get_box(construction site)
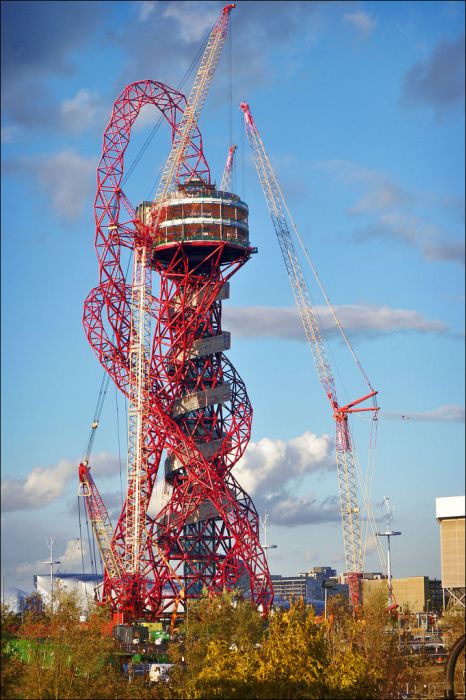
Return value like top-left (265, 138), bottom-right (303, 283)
top-left (2, 2), bottom-right (464, 699)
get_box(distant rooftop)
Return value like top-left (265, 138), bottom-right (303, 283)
top-left (436, 496), bottom-right (465, 520)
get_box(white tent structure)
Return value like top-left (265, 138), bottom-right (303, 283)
top-left (34, 573), bottom-right (103, 613)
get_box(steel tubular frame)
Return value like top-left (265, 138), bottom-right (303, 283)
top-left (81, 80), bottom-right (272, 619)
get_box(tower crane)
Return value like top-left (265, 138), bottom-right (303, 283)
top-left (220, 144), bottom-right (237, 192)
top-left (80, 4), bottom-right (238, 620)
top-left (240, 102), bottom-right (379, 609)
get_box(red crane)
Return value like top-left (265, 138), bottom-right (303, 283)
top-left (240, 102), bottom-right (379, 609)
top-left (79, 5), bottom-right (273, 622)
top-left (220, 144), bottom-right (237, 192)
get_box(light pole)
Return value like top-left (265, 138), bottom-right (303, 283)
top-left (260, 512), bottom-right (277, 561)
top-left (322, 579), bottom-right (337, 620)
top-left (43, 537), bottom-right (61, 610)
top-left (376, 497), bottom-right (401, 607)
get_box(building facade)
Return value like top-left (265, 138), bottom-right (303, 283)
top-left (271, 567), bottom-right (348, 607)
top-left (436, 495), bottom-right (465, 608)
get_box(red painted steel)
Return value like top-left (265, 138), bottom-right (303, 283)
top-left (81, 80), bottom-right (272, 619)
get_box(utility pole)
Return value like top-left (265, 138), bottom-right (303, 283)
top-left (43, 537), bottom-right (61, 610)
top-left (376, 497), bottom-right (401, 607)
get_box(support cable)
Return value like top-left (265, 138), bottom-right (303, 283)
top-left (77, 496), bottom-right (91, 608)
top-left (123, 32), bottom-right (211, 189)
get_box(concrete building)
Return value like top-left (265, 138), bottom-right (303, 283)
top-left (271, 566), bottom-right (348, 606)
top-left (436, 495), bottom-right (465, 608)
top-left (363, 576), bottom-right (443, 613)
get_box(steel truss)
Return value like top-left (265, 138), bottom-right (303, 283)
top-left (81, 79), bottom-right (272, 619)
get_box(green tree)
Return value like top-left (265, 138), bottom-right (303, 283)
top-left (8, 586), bottom-right (149, 700)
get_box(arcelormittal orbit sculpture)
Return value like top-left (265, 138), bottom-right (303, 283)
top-left (79, 4), bottom-right (273, 621)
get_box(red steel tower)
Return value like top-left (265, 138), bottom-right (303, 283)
top-left (80, 5), bottom-right (273, 621)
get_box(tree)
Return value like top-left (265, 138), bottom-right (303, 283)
top-left (7, 586), bottom-right (137, 700)
top-left (168, 589), bottom-right (264, 699)
top-left (1, 603), bottom-right (23, 699)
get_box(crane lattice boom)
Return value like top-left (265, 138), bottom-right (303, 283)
top-left (241, 102), bottom-right (378, 608)
top-left (220, 144), bottom-right (237, 192)
top-left (150, 4), bottom-right (235, 230)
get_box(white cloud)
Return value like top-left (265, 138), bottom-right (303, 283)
top-left (383, 404), bottom-right (465, 422)
top-left (138, 1), bottom-right (157, 21)
top-left (162, 2), bottom-right (220, 43)
top-left (59, 89), bottom-right (103, 133)
top-left (233, 431), bottom-right (339, 528)
top-left (317, 160), bottom-right (464, 264)
top-left (2, 452), bottom-right (119, 512)
top-left (223, 304), bottom-right (448, 341)
top-left (343, 11), bottom-right (377, 40)
top-left (265, 493), bottom-right (340, 528)
top-left (234, 431), bottom-right (334, 497)
top-left (14, 538), bottom-right (87, 579)
top-left (35, 150), bottom-right (96, 221)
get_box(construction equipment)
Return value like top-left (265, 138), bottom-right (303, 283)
top-left (220, 144), bottom-right (237, 192)
top-left (80, 4), bottom-right (272, 623)
top-left (240, 102), bottom-right (379, 609)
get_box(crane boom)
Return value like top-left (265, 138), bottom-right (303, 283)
top-left (220, 144), bottom-right (237, 191)
top-left (125, 5), bottom-right (236, 596)
top-left (240, 102), bottom-right (378, 608)
top-left (151, 3), bottom-right (235, 229)
top-left (78, 462), bottom-right (123, 580)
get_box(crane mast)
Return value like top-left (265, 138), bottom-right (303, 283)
top-left (150, 3), bottom-right (235, 229)
top-left (240, 102), bottom-right (378, 609)
top-left (126, 3), bottom-right (235, 581)
top-left (81, 5), bottom-right (237, 618)
top-left (221, 144), bottom-right (237, 191)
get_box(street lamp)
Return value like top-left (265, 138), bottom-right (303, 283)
top-left (260, 513), bottom-right (277, 561)
top-left (42, 537), bottom-right (61, 610)
top-left (322, 579), bottom-right (337, 620)
top-left (376, 498), bottom-right (401, 608)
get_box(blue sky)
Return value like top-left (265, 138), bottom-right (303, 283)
top-left (1, 0), bottom-right (464, 593)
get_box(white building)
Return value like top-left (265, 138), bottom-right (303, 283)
top-left (436, 495), bottom-right (465, 608)
top-left (34, 573), bottom-right (103, 613)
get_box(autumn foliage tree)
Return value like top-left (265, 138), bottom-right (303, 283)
top-left (168, 587), bottom-right (419, 700)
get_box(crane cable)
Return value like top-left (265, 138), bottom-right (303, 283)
top-left (262, 158), bottom-right (376, 400)
top-left (263, 145), bottom-right (384, 566)
top-left (123, 30), bottom-right (211, 192)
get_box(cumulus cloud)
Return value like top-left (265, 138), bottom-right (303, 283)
top-left (234, 432), bottom-right (334, 496)
top-left (223, 304), bottom-right (448, 341)
top-left (4, 150), bottom-right (96, 221)
top-left (162, 1), bottom-right (220, 43)
top-left (234, 431), bottom-right (339, 528)
top-left (59, 89), bottom-right (106, 133)
top-left (401, 34), bottom-right (465, 114)
top-left (117, 1), bottom-right (324, 97)
top-left (1, 452), bottom-right (119, 512)
top-left (264, 493), bottom-right (340, 527)
top-left (383, 404), bottom-right (465, 422)
top-left (1, 1), bottom-right (103, 129)
top-left (343, 11), bottom-right (377, 40)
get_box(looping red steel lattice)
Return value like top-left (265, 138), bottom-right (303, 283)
top-left (82, 79), bottom-right (273, 619)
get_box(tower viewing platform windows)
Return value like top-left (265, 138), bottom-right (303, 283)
top-left (136, 181), bottom-right (250, 251)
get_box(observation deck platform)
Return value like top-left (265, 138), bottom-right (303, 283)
top-left (136, 181), bottom-right (255, 268)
